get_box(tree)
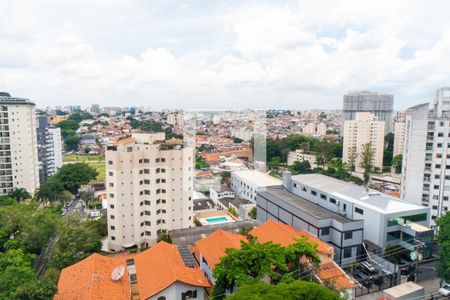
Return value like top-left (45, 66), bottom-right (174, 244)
top-left (56, 163), bottom-right (98, 193)
top-left (347, 146), bottom-right (357, 172)
top-left (383, 133), bottom-right (394, 166)
top-left (221, 171), bottom-right (231, 186)
top-left (249, 207), bottom-right (257, 220)
top-left (359, 142), bottom-right (374, 184)
top-left (64, 135), bottom-right (81, 151)
top-left (49, 215), bottom-right (102, 269)
top-left (225, 281), bottom-right (341, 300)
top-left (436, 213), bottom-right (450, 281)
top-left (268, 156), bottom-right (282, 170)
top-left (289, 160), bottom-right (311, 174)
top-left (35, 176), bottom-right (66, 205)
top-left (8, 188), bottom-right (30, 202)
top-left (391, 154), bottom-right (403, 174)
top-left (157, 229), bottom-right (172, 244)
top-left (0, 248), bottom-right (56, 300)
top-left (212, 238), bottom-right (320, 299)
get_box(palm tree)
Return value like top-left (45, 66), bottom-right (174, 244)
top-left (9, 188), bottom-right (30, 202)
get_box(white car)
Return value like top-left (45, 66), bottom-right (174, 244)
top-left (439, 282), bottom-right (450, 296)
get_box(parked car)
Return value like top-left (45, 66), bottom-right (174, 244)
top-left (439, 282), bottom-right (450, 296)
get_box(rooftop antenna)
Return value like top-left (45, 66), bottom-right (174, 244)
top-left (111, 265), bottom-right (125, 281)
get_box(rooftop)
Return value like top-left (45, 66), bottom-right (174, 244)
top-left (232, 170), bottom-right (282, 187)
top-left (55, 242), bottom-right (210, 300)
top-left (194, 230), bottom-right (246, 269)
top-left (291, 173), bottom-right (427, 214)
top-left (250, 220), bottom-right (334, 255)
top-left (0, 93), bottom-right (35, 106)
top-left (259, 186), bottom-right (352, 223)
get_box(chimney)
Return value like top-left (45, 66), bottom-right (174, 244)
top-left (283, 171), bottom-right (292, 191)
top-left (126, 259), bottom-right (140, 300)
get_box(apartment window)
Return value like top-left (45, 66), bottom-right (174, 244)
top-left (321, 227), bottom-right (330, 236)
top-left (432, 205), bottom-right (438, 210)
top-left (110, 215), bottom-right (115, 219)
top-left (434, 185), bottom-right (439, 190)
top-left (145, 221), bottom-right (151, 226)
top-left (108, 160), bottom-right (113, 165)
top-left (311, 190), bottom-right (317, 196)
top-left (355, 207), bottom-right (364, 215)
top-left (344, 231), bottom-right (353, 240)
top-left (110, 204), bottom-right (114, 209)
top-left (144, 211), bottom-right (151, 216)
top-left (139, 159), bottom-right (143, 163)
top-left (438, 132), bottom-right (444, 137)
top-left (330, 198), bottom-right (337, 204)
top-left (444, 196), bottom-right (449, 201)
top-left (111, 236), bottom-right (115, 241)
top-left (181, 290), bottom-right (197, 300)
top-left (145, 231), bottom-right (151, 236)
top-left (127, 147), bottom-right (132, 152)
top-left (144, 179), bottom-right (150, 184)
top-left (144, 159), bottom-right (150, 163)
top-left (320, 194), bottom-right (327, 200)
top-left (144, 200), bottom-right (151, 205)
top-left (109, 194), bottom-right (114, 198)
top-left (161, 158), bottom-right (166, 162)
top-left (437, 143), bottom-right (443, 148)
top-left (110, 226), bottom-right (115, 230)
top-left (108, 172), bottom-right (113, 176)
top-left (301, 186), bottom-right (307, 192)
top-left (436, 164), bottom-right (441, 169)
top-left (144, 169), bottom-right (150, 174)
top-left (343, 248), bottom-right (352, 259)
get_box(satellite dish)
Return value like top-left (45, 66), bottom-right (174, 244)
top-left (111, 265), bottom-right (125, 281)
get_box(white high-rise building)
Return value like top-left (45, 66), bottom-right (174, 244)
top-left (393, 121), bottom-right (405, 157)
top-left (0, 92), bottom-right (39, 195)
top-left (105, 132), bottom-right (194, 251)
top-left (343, 91), bottom-right (394, 134)
top-left (37, 115), bottom-right (63, 183)
top-left (343, 112), bottom-right (385, 173)
top-left (401, 87), bottom-right (450, 224)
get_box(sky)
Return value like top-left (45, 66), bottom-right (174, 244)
top-left (1, 0), bottom-right (450, 110)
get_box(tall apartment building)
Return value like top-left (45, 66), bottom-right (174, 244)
top-left (401, 88), bottom-right (450, 224)
top-left (167, 113), bottom-right (184, 127)
top-left (393, 121), bottom-right (405, 157)
top-left (37, 115), bottom-right (63, 183)
top-left (342, 112), bottom-right (385, 173)
top-left (343, 91), bottom-right (394, 134)
top-left (0, 92), bottom-right (39, 195)
top-left (106, 132), bottom-right (194, 251)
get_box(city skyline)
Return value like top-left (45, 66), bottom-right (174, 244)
top-left (1, 0), bottom-right (450, 110)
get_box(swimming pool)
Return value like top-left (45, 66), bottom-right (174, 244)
top-left (206, 216), bottom-right (229, 224)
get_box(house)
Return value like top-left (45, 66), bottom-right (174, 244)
top-left (231, 170), bottom-right (282, 202)
top-left (55, 241), bottom-right (210, 300)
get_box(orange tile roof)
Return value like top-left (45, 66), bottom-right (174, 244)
top-left (54, 253), bottom-right (131, 300)
top-left (250, 220), bottom-right (334, 256)
top-left (387, 191), bottom-right (401, 198)
top-left (133, 241), bottom-right (210, 298)
top-left (317, 261), bottom-right (356, 290)
top-left (114, 137), bottom-right (135, 145)
top-left (194, 230), bottom-right (246, 269)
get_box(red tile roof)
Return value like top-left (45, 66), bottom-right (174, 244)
top-left (54, 253), bottom-right (131, 300)
top-left (133, 241), bottom-right (210, 298)
top-left (194, 230), bottom-right (246, 269)
top-left (250, 220), bottom-right (334, 255)
top-left (55, 242), bottom-right (210, 300)
top-left (317, 261), bottom-right (356, 290)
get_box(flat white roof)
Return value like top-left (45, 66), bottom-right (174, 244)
top-left (384, 281), bottom-right (423, 297)
top-left (291, 173), bottom-right (428, 214)
top-left (232, 170), bottom-right (282, 187)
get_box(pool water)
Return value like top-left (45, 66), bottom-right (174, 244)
top-left (206, 216), bottom-right (228, 224)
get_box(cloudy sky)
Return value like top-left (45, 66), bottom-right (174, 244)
top-left (1, 0), bottom-right (450, 110)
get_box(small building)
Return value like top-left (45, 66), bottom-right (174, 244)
top-left (209, 185), bottom-right (235, 205)
top-left (287, 149), bottom-right (317, 168)
top-left (231, 170), bottom-right (282, 202)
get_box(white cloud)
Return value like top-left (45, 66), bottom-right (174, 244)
top-left (1, 0), bottom-right (450, 109)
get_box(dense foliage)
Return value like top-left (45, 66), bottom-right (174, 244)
top-left (437, 213), bottom-right (450, 281)
top-left (56, 112), bottom-right (94, 151)
top-left (225, 281), bottom-right (341, 300)
top-left (212, 238), bottom-right (320, 299)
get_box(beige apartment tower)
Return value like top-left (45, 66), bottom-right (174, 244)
top-left (343, 112), bottom-right (385, 173)
top-left (105, 132), bottom-right (194, 251)
top-left (393, 121), bottom-right (405, 157)
top-left (0, 93), bottom-right (39, 195)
